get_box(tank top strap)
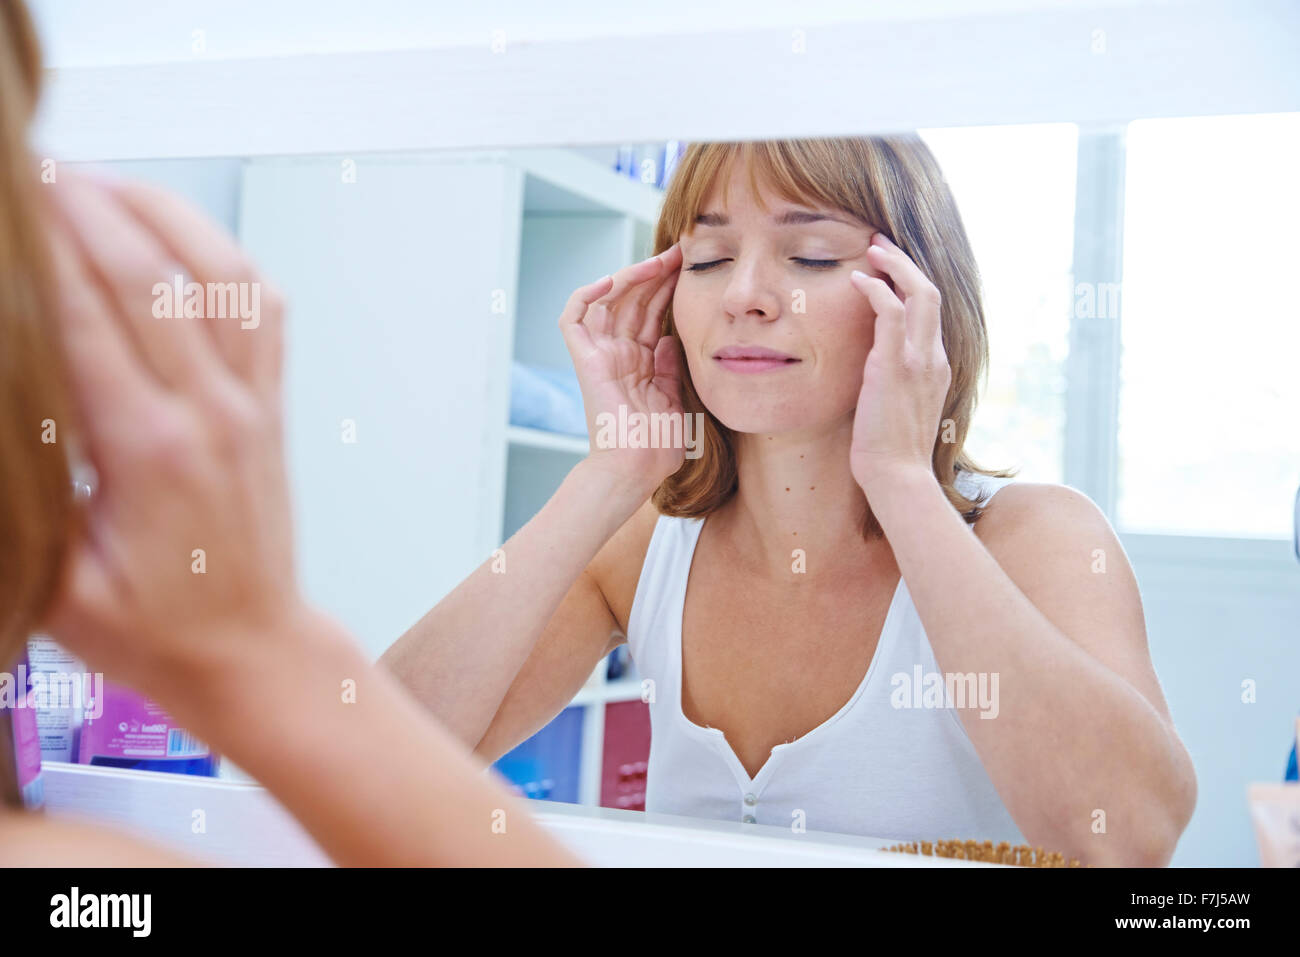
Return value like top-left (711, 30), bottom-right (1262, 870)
top-left (625, 513), bottom-right (706, 678)
top-left (953, 467), bottom-right (1017, 509)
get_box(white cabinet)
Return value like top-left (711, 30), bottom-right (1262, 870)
top-left (239, 154), bottom-right (524, 656)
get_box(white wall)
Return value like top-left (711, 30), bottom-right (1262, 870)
top-left (235, 156), bottom-right (522, 656)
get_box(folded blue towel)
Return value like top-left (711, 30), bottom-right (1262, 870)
top-left (510, 362), bottom-right (588, 437)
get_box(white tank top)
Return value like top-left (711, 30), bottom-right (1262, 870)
top-left (624, 468), bottom-right (1026, 845)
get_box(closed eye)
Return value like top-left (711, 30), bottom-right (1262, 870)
top-left (685, 258), bottom-right (842, 272)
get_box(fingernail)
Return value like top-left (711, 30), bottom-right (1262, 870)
top-left (851, 269), bottom-right (869, 280)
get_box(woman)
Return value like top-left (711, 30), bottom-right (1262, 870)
top-left (0, 0), bottom-right (578, 866)
top-left (384, 140), bottom-right (1199, 865)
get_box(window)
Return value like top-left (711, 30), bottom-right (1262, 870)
top-left (1118, 113), bottom-right (1300, 538)
top-left (920, 124), bottom-right (1078, 485)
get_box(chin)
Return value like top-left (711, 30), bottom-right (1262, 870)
top-left (696, 388), bottom-right (817, 436)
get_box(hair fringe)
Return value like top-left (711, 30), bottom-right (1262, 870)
top-left (0, 0), bottom-right (79, 808)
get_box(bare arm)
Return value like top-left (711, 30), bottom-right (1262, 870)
top-left (381, 461), bottom-right (649, 754)
top-left (0, 811), bottom-right (200, 867)
top-left (191, 608), bottom-right (584, 866)
top-left (872, 476), bottom-right (1197, 867)
top-left (849, 234), bottom-right (1195, 867)
top-left (3, 614), bottom-right (584, 867)
top-left (471, 498), bottom-right (659, 762)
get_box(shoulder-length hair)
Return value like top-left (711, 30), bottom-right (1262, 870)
top-left (0, 0), bottom-right (79, 806)
top-left (649, 137), bottom-right (1016, 539)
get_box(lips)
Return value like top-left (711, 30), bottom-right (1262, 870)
top-left (713, 345), bottom-right (797, 361)
top-left (712, 344), bottom-right (801, 373)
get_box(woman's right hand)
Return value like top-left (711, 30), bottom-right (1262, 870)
top-left (558, 244), bottom-right (686, 498)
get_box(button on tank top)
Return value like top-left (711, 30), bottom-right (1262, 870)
top-left (624, 468), bottom-right (1027, 844)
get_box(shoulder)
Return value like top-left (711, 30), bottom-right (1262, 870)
top-left (971, 481), bottom-right (1155, 675)
top-left (972, 480), bottom-right (1129, 585)
top-left (972, 480), bottom-right (1111, 551)
top-left (587, 498), bottom-right (664, 634)
top-left (962, 479), bottom-right (1186, 735)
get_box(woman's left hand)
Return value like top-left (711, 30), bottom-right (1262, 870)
top-left (847, 231), bottom-right (952, 496)
top-left (39, 171), bottom-right (308, 703)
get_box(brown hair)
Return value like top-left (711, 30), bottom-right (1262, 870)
top-left (650, 138), bottom-right (1016, 539)
top-left (0, 0), bottom-right (79, 806)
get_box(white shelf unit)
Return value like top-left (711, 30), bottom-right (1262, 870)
top-left (238, 146), bottom-right (662, 808)
top-left (506, 154), bottom-right (659, 806)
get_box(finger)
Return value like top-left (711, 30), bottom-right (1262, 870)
top-left (558, 274), bottom-right (614, 330)
top-left (625, 244), bottom-right (680, 314)
top-left (45, 218), bottom-right (163, 463)
top-left (867, 233), bottom-right (942, 347)
top-left (598, 254), bottom-right (670, 339)
top-left (850, 269), bottom-right (905, 361)
top-left (610, 258), bottom-right (671, 340)
top-left (559, 317), bottom-right (599, 364)
top-left (652, 335), bottom-right (683, 409)
top-left (634, 245), bottom-right (682, 346)
top-left (598, 254), bottom-right (664, 307)
top-left (112, 179), bottom-right (281, 396)
top-left (47, 173), bottom-right (227, 394)
top-left (558, 274), bottom-right (613, 360)
top-left (583, 300), bottom-right (616, 340)
top-left (637, 267), bottom-right (680, 347)
top-left (559, 273), bottom-right (615, 342)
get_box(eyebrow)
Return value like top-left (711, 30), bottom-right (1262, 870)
top-left (694, 209), bottom-right (861, 229)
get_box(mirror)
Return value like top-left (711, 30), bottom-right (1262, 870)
top-left (28, 111), bottom-right (1296, 869)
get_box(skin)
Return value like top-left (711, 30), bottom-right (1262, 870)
top-left (386, 159), bottom-right (1198, 867)
top-left (0, 170), bottom-right (581, 867)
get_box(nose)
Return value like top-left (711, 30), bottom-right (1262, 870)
top-left (720, 254), bottom-right (783, 324)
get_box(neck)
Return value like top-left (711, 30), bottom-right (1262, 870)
top-left (716, 413), bottom-right (887, 580)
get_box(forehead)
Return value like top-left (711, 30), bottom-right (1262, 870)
top-left (692, 207), bottom-right (863, 231)
top-left (699, 159), bottom-right (811, 215)
top-left (692, 156), bottom-right (865, 230)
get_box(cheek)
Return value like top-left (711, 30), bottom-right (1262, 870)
top-left (819, 285), bottom-right (876, 364)
top-left (668, 285), bottom-right (709, 385)
top-left (670, 283), bottom-right (706, 348)
top-left (805, 286), bottom-right (876, 411)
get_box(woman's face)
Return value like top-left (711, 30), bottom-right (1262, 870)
top-left (672, 165), bottom-right (886, 436)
